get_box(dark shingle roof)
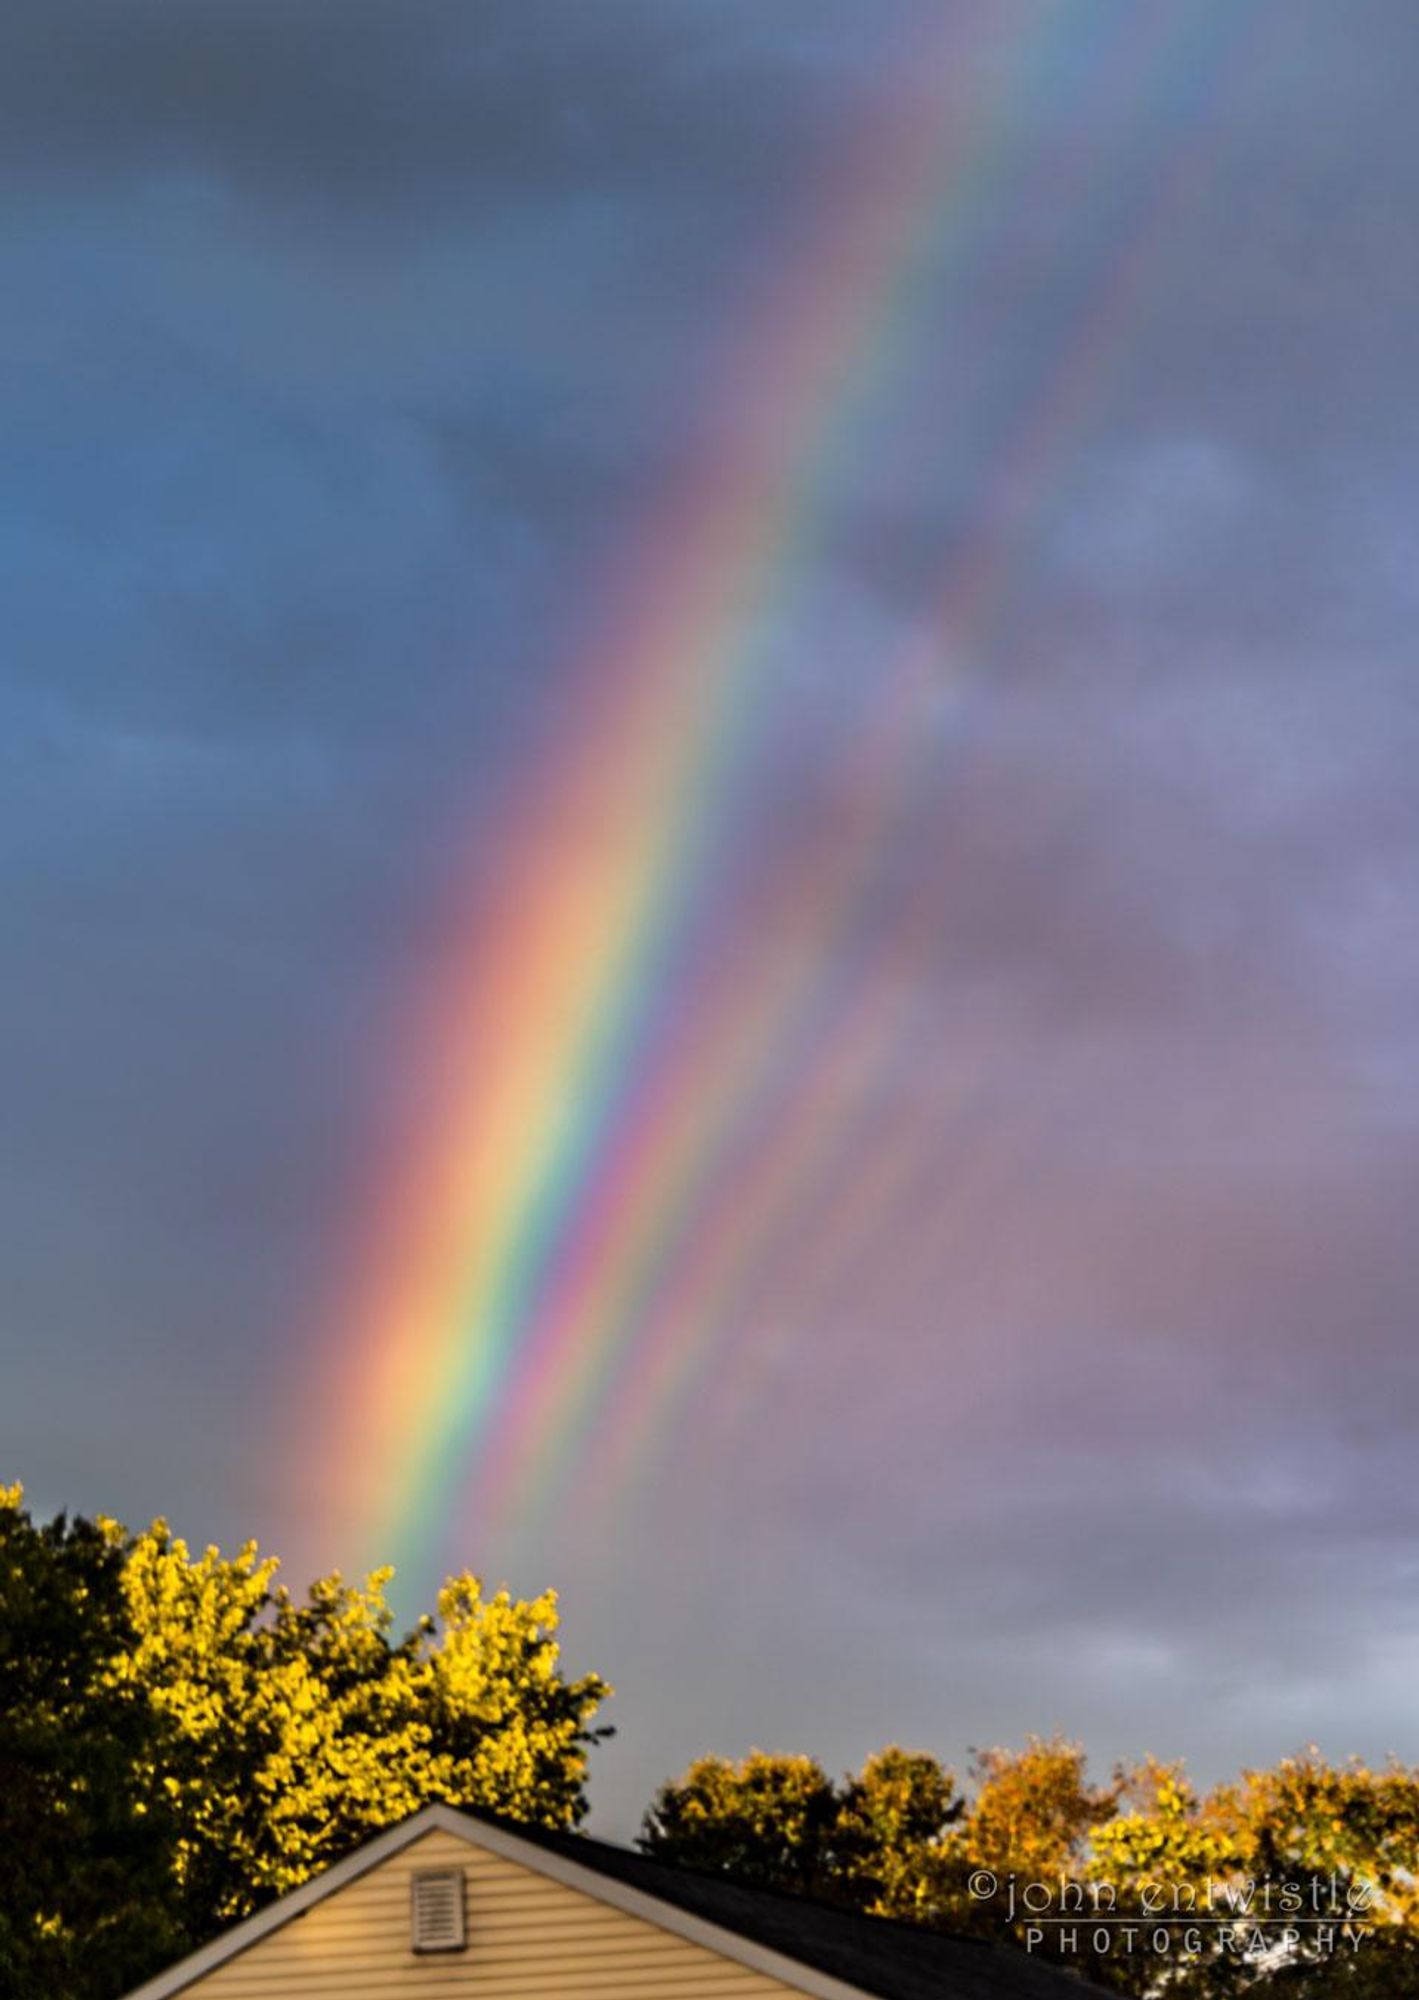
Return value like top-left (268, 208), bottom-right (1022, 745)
top-left (481, 1812), bottom-right (1111, 2000)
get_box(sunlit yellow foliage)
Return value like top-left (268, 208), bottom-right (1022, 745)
top-left (836, 1746), bottom-right (965, 1921)
top-left (109, 1523), bottom-right (610, 1923)
top-left (641, 1744), bottom-right (966, 1917)
top-left (645, 1736), bottom-right (1419, 1996)
top-left (959, 1734), bottom-right (1118, 1879)
top-left (1087, 1751), bottom-right (1419, 1997)
top-left (3, 1484), bottom-right (611, 1995)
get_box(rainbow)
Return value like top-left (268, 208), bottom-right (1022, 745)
top-left (315, 0), bottom-right (1261, 1594)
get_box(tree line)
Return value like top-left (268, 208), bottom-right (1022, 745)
top-left (642, 1741), bottom-right (1419, 1997)
top-left (3, 1485), bottom-right (1416, 1999)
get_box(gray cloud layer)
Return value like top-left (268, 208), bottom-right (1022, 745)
top-left (2, 0), bottom-right (1416, 1830)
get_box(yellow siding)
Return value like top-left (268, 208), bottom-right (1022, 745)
top-left (191, 1829), bottom-right (809, 1999)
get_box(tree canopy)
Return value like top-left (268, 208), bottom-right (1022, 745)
top-left (642, 1737), bottom-right (1419, 1998)
top-left (0, 1486), bottom-right (180, 1999)
top-left (0, 1485), bottom-right (610, 2000)
top-left (639, 1745), bottom-right (965, 1919)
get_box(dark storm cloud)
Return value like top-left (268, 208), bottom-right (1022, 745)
top-left (0, 2), bottom-right (912, 756)
top-left (0, 0), bottom-right (932, 216)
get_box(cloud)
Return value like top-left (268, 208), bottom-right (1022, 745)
top-left (3, 0), bottom-right (1419, 1835)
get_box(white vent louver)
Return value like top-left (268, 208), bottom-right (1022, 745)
top-left (410, 1868), bottom-right (466, 1953)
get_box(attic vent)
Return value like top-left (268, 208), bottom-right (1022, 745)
top-left (410, 1868), bottom-right (466, 1953)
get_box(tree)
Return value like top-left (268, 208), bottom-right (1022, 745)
top-left (834, 1745), bottom-right (967, 1920)
top-left (639, 1745), bottom-right (964, 1917)
top-left (640, 1737), bottom-right (1419, 1995)
top-left (1090, 1753), bottom-right (1419, 1999)
top-left (0, 1486), bottom-right (179, 2000)
top-left (0, 1485), bottom-right (611, 1999)
top-left (640, 1751), bottom-right (841, 1897)
top-left (962, 1734), bottom-right (1119, 1880)
top-left (114, 1524), bottom-right (611, 1930)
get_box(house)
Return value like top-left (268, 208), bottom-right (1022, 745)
top-left (122, 1801), bottom-right (1109, 2000)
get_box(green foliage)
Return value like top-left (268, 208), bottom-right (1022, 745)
top-left (0, 1483), bottom-right (610, 1999)
top-left (643, 1738), bottom-right (1419, 1997)
top-left (640, 1750), bottom-right (842, 1896)
top-left (1086, 1753), bottom-right (1419, 1998)
top-left (0, 1486), bottom-right (180, 2000)
top-left (834, 1746), bottom-right (969, 1920)
top-left (640, 1744), bottom-right (964, 1916)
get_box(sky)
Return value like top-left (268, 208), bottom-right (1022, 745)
top-left (3, 0), bottom-right (1419, 1836)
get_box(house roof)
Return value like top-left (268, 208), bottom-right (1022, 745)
top-left (498, 1811), bottom-right (1110, 2000)
top-left (125, 1802), bottom-right (1110, 2000)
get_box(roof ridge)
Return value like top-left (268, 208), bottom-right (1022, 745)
top-left (458, 1804), bottom-right (1001, 1953)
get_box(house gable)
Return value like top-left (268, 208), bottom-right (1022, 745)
top-left (124, 1807), bottom-right (869, 2000)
